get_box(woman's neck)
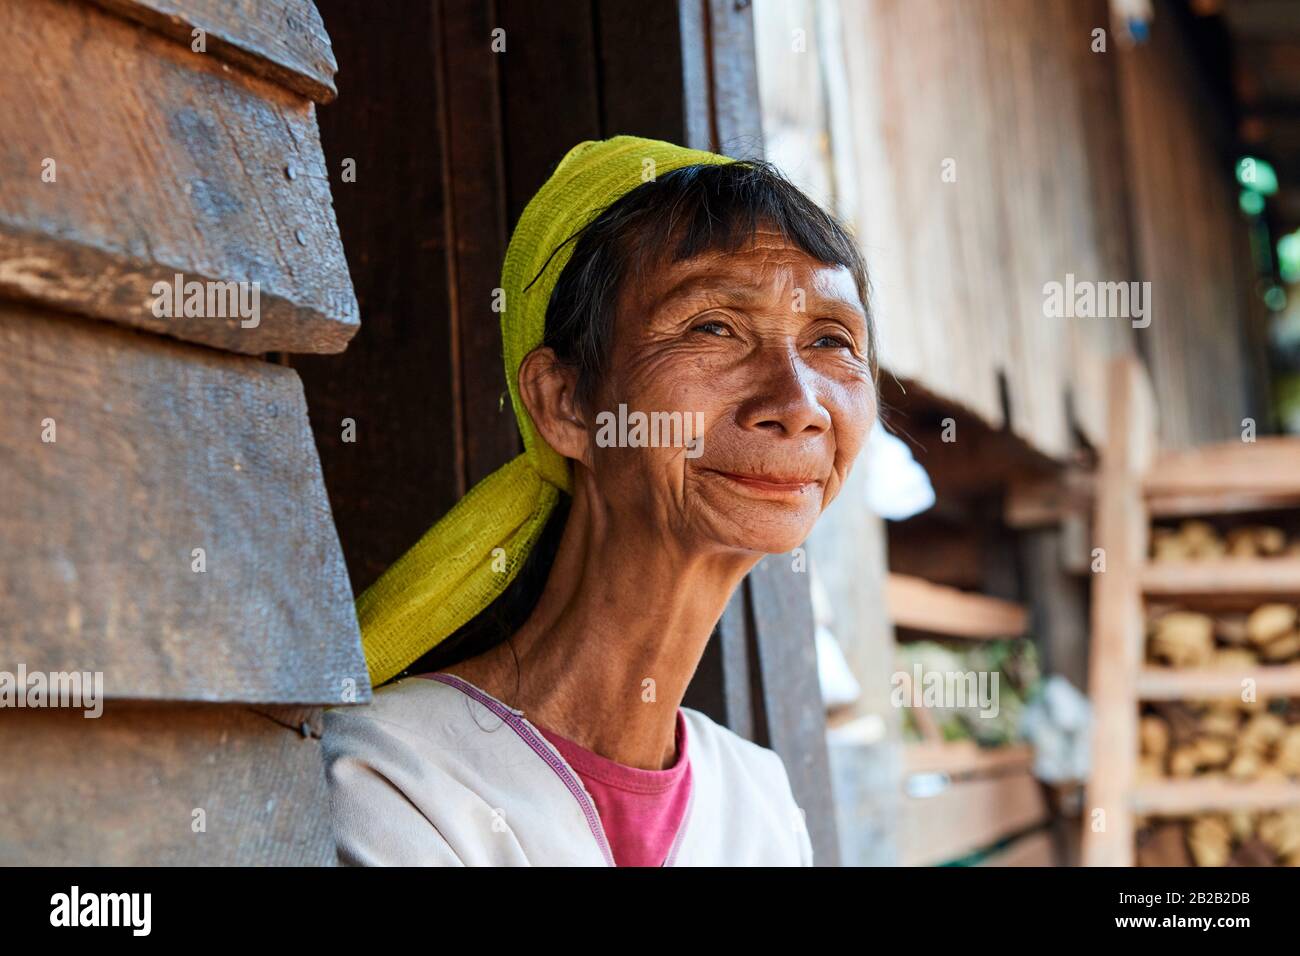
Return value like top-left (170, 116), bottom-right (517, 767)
top-left (448, 478), bottom-right (759, 770)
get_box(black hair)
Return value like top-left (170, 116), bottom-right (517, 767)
top-left (397, 159), bottom-right (874, 680)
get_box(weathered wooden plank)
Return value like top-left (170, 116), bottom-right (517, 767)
top-left (0, 703), bottom-right (337, 865)
top-left (904, 742), bottom-right (1034, 778)
top-left (975, 829), bottom-right (1055, 867)
top-left (0, 303), bottom-right (369, 704)
top-left (749, 554), bottom-right (840, 866)
top-left (1083, 357), bottom-right (1157, 867)
top-left (89, 0), bottom-right (339, 103)
top-left (1136, 664), bottom-right (1300, 701)
top-left (901, 770), bottom-right (1049, 867)
top-left (1140, 557), bottom-right (1300, 598)
top-left (1116, 0), bottom-right (1257, 449)
top-left (440, 0), bottom-right (519, 489)
top-left (291, 0), bottom-right (464, 594)
top-left (0, 0), bottom-right (358, 355)
top-left (1132, 779), bottom-right (1300, 815)
top-left (597, 0), bottom-right (692, 143)
top-left (886, 573), bottom-right (1028, 639)
top-left (1145, 437), bottom-right (1300, 499)
top-left (497, 0), bottom-right (601, 224)
top-left (708, 0), bottom-right (764, 158)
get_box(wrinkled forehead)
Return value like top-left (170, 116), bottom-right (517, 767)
top-left (623, 227), bottom-right (866, 317)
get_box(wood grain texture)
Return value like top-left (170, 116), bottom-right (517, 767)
top-left (0, 303), bottom-right (370, 704)
top-left (901, 770), bottom-right (1048, 867)
top-left (0, 0), bottom-right (358, 355)
top-left (749, 555), bottom-right (841, 866)
top-left (0, 703), bottom-right (338, 865)
top-left (1116, 0), bottom-right (1258, 449)
top-left (886, 573), bottom-right (1028, 639)
top-left (440, 0), bottom-right (519, 489)
top-left (292, 0), bottom-right (465, 594)
top-left (89, 0), bottom-right (340, 103)
top-left (1145, 437), bottom-right (1300, 498)
top-left (1083, 357), bottom-right (1156, 866)
top-left (975, 829), bottom-right (1055, 866)
top-left (497, 0), bottom-right (602, 224)
top-left (1136, 664), bottom-right (1300, 701)
top-left (1132, 779), bottom-right (1300, 815)
top-left (811, 0), bottom-right (1140, 459)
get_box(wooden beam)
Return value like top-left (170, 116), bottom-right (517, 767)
top-left (1136, 664), bottom-right (1300, 700)
top-left (1140, 557), bottom-right (1300, 598)
top-left (904, 742), bottom-right (1034, 778)
top-left (0, 303), bottom-right (369, 704)
top-left (886, 573), bottom-right (1028, 639)
top-left (1146, 437), bottom-right (1300, 499)
top-left (975, 829), bottom-right (1055, 866)
top-left (901, 770), bottom-right (1048, 867)
top-left (1132, 779), bottom-right (1300, 815)
top-left (0, 703), bottom-right (337, 865)
top-left (88, 0), bottom-right (340, 103)
top-left (1083, 356), bottom-right (1156, 867)
top-left (749, 555), bottom-right (840, 866)
top-left (1148, 490), bottom-right (1300, 518)
top-left (0, 0), bottom-right (359, 355)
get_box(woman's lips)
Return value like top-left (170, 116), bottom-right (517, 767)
top-left (704, 468), bottom-right (821, 496)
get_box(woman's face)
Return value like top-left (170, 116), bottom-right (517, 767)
top-left (585, 227), bottom-right (877, 556)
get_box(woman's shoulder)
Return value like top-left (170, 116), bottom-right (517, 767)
top-left (677, 706), bottom-right (814, 865)
top-left (679, 706), bottom-right (798, 799)
top-left (321, 673), bottom-right (526, 773)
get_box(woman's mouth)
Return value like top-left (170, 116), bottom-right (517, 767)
top-left (704, 468), bottom-right (822, 497)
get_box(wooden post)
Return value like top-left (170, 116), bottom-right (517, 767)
top-left (1082, 356), bottom-right (1157, 866)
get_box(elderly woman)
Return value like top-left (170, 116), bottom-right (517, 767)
top-left (323, 136), bottom-right (877, 866)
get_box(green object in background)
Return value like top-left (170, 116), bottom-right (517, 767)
top-left (1278, 230), bottom-right (1300, 284)
top-left (1237, 156), bottom-right (1279, 196)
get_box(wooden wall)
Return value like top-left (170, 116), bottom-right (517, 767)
top-left (1116, 0), bottom-right (1268, 448)
top-left (0, 0), bottom-right (367, 864)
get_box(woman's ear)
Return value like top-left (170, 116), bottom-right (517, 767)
top-left (518, 347), bottom-right (592, 468)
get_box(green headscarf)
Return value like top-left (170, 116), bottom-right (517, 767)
top-left (357, 136), bottom-right (734, 685)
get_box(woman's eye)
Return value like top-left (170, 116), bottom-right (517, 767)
top-left (813, 333), bottom-right (852, 349)
top-left (692, 320), bottom-right (731, 336)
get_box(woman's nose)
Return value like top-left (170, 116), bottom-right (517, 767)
top-left (736, 346), bottom-right (832, 437)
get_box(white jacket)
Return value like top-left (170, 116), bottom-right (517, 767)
top-left (322, 673), bottom-right (814, 866)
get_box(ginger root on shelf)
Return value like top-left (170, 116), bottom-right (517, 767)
top-left (1152, 520), bottom-right (1229, 562)
top-left (1246, 604), bottom-right (1298, 647)
top-left (1241, 712), bottom-right (1287, 751)
top-left (1259, 810), bottom-right (1300, 859)
top-left (1150, 612), bottom-right (1216, 668)
top-left (1197, 704), bottom-right (1241, 738)
top-left (1259, 632), bottom-right (1300, 663)
top-left (1274, 727), bottom-right (1300, 775)
top-left (1228, 749), bottom-right (1262, 780)
top-left (1140, 715), bottom-right (1171, 757)
top-left (1188, 815), bottom-right (1233, 867)
top-left (1226, 526), bottom-right (1287, 558)
top-left (1215, 647), bottom-right (1258, 670)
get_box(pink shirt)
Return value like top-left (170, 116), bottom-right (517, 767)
top-left (536, 710), bottom-right (692, 867)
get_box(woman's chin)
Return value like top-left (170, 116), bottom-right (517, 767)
top-left (712, 516), bottom-right (818, 556)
